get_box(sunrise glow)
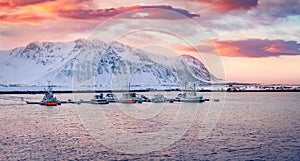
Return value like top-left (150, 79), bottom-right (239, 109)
top-left (1, 0), bottom-right (299, 84)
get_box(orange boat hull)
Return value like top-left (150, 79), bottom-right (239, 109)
top-left (122, 100), bottom-right (136, 103)
top-left (45, 101), bottom-right (58, 106)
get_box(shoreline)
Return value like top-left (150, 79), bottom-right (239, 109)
top-left (1, 89), bottom-right (300, 94)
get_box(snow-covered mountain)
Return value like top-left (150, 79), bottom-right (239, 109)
top-left (0, 39), bottom-right (218, 90)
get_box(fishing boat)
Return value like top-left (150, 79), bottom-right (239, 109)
top-left (26, 82), bottom-right (61, 106)
top-left (90, 93), bottom-right (109, 104)
top-left (175, 93), bottom-right (205, 103)
top-left (174, 82), bottom-right (206, 103)
top-left (120, 93), bottom-right (141, 103)
top-left (151, 94), bottom-right (167, 103)
top-left (105, 93), bottom-right (118, 102)
top-left (44, 100), bottom-right (59, 106)
top-left (40, 83), bottom-right (61, 106)
top-left (141, 94), bottom-right (151, 102)
top-left (120, 82), bottom-right (142, 103)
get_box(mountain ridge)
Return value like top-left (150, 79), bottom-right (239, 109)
top-left (0, 39), bottom-right (218, 90)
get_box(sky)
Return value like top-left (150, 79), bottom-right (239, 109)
top-left (0, 0), bottom-right (300, 84)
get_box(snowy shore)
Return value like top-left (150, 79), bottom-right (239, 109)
top-left (1, 84), bottom-right (300, 94)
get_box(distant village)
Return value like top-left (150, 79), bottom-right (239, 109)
top-left (226, 84), bottom-right (300, 92)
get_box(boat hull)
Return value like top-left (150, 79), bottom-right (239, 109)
top-left (180, 99), bottom-right (205, 103)
top-left (120, 100), bottom-right (137, 104)
top-left (175, 95), bottom-right (206, 103)
top-left (90, 99), bottom-right (109, 104)
top-left (26, 101), bottom-right (41, 104)
top-left (45, 101), bottom-right (58, 106)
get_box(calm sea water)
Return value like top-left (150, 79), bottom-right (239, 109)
top-left (0, 92), bottom-right (299, 160)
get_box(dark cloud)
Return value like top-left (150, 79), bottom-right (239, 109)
top-left (255, 0), bottom-right (300, 20)
top-left (192, 0), bottom-right (300, 30)
top-left (56, 5), bottom-right (199, 20)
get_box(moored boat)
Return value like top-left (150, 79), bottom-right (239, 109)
top-left (26, 101), bottom-right (40, 104)
top-left (39, 82), bottom-right (61, 106)
top-left (90, 93), bottom-right (109, 104)
top-left (141, 94), bottom-right (151, 102)
top-left (175, 93), bottom-right (205, 103)
top-left (174, 82), bottom-right (206, 103)
top-left (44, 100), bottom-right (58, 106)
top-left (105, 93), bottom-right (118, 102)
top-left (151, 94), bottom-right (167, 103)
top-left (120, 93), bottom-right (143, 103)
top-left (120, 82), bottom-right (142, 103)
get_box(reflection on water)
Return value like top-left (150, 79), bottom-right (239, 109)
top-left (0, 92), bottom-right (299, 160)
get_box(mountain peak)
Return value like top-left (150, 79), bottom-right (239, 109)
top-left (180, 54), bottom-right (200, 61)
top-left (0, 39), bottom-right (217, 88)
top-left (74, 38), bottom-right (88, 43)
top-left (26, 42), bottom-right (42, 50)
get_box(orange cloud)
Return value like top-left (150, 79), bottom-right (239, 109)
top-left (0, 13), bottom-right (50, 23)
top-left (0, 0), bottom-right (56, 8)
top-left (0, 0), bottom-right (95, 23)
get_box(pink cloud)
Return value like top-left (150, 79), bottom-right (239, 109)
top-left (175, 39), bottom-right (300, 58)
top-left (192, 0), bottom-right (258, 12)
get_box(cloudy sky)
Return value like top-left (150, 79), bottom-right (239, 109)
top-left (0, 0), bottom-right (299, 84)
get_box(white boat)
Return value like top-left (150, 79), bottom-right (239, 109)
top-left (151, 94), bottom-right (167, 103)
top-left (105, 93), bottom-right (118, 102)
top-left (175, 82), bottom-right (206, 103)
top-left (175, 93), bottom-right (205, 103)
top-left (141, 94), bottom-right (151, 102)
top-left (90, 93), bottom-right (109, 104)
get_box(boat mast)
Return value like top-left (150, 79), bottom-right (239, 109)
top-left (47, 81), bottom-right (53, 93)
top-left (128, 82), bottom-right (130, 93)
top-left (193, 82), bottom-right (196, 96)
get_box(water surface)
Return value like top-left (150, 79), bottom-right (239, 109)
top-left (0, 92), bottom-right (299, 160)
